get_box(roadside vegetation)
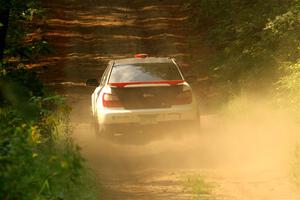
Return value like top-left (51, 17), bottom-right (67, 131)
top-left (184, 0), bottom-right (300, 191)
top-left (185, 0), bottom-right (300, 107)
top-left (0, 1), bottom-right (98, 199)
top-left (184, 175), bottom-right (218, 200)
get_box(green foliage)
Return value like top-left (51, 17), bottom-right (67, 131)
top-left (185, 0), bottom-right (300, 88)
top-left (0, 0), bottom-right (99, 199)
top-left (1, 0), bottom-right (50, 63)
top-left (184, 175), bottom-right (217, 200)
top-left (291, 145), bottom-right (300, 187)
top-left (0, 71), bottom-right (98, 200)
top-left (276, 60), bottom-right (300, 118)
top-left (0, 67), bottom-right (44, 99)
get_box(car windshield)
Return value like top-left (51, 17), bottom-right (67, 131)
top-left (109, 63), bottom-right (183, 83)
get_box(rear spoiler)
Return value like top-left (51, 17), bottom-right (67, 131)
top-left (109, 80), bottom-right (185, 88)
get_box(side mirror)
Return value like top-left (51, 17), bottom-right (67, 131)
top-left (86, 79), bottom-right (99, 87)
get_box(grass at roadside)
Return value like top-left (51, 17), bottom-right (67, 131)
top-left (184, 175), bottom-right (218, 200)
top-left (291, 144), bottom-right (300, 188)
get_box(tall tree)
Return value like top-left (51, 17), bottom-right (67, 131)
top-left (0, 1), bottom-right (10, 61)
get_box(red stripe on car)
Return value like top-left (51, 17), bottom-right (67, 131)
top-left (108, 80), bottom-right (184, 87)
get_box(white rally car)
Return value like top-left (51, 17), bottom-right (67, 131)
top-left (88, 54), bottom-right (200, 135)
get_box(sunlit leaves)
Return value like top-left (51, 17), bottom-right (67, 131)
top-left (0, 77), bottom-right (96, 200)
top-left (276, 60), bottom-right (300, 115)
top-left (185, 0), bottom-right (300, 86)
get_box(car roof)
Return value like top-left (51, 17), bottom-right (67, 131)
top-left (112, 57), bottom-right (174, 66)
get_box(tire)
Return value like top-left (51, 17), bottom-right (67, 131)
top-left (93, 117), bottom-right (108, 138)
top-left (92, 117), bottom-right (100, 135)
top-left (99, 124), bottom-right (109, 135)
top-left (193, 111), bottom-right (201, 134)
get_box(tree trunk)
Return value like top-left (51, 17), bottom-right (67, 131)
top-left (0, 8), bottom-right (10, 61)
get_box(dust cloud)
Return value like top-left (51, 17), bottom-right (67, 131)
top-left (43, 0), bottom-right (300, 198)
top-left (70, 91), bottom-right (298, 174)
top-left (63, 87), bottom-right (300, 199)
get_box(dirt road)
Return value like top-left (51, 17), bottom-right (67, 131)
top-left (40, 0), bottom-right (300, 199)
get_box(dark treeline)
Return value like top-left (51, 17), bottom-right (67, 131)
top-left (0, 1), bottom-right (98, 199)
top-left (185, 0), bottom-right (300, 112)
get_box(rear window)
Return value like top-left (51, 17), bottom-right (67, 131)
top-left (109, 63), bottom-right (183, 83)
